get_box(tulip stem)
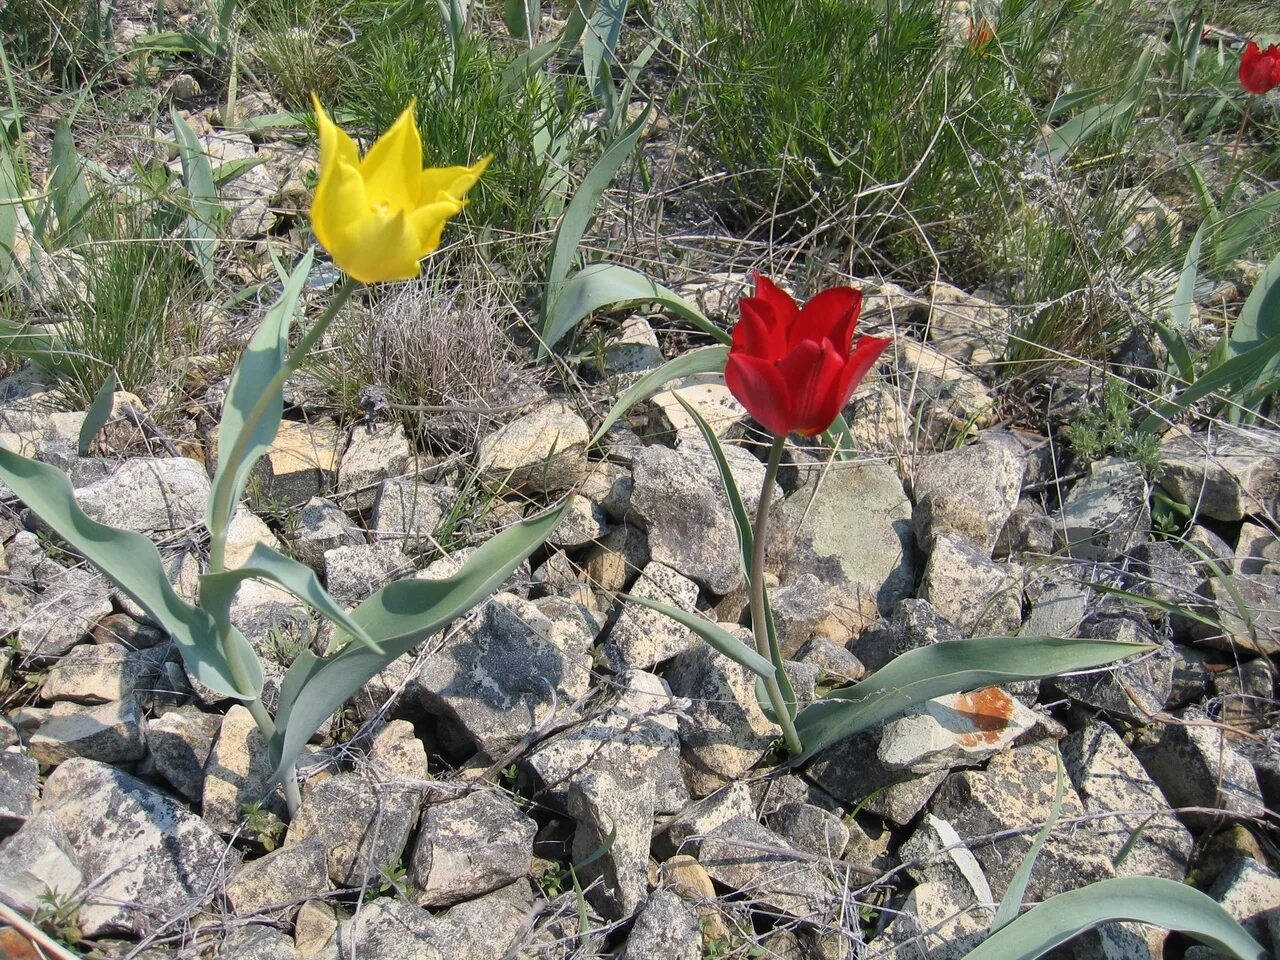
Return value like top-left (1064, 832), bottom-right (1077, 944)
top-left (749, 434), bottom-right (804, 757)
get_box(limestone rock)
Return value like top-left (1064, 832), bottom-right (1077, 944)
top-left (289, 497), bottom-right (364, 572)
top-left (919, 533), bottom-right (1023, 636)
top-left (253, 419), bottom-right (342, 506)
top-left (148, 708), bottom-right (219, 802)
top-left (912, 435), bottom-right (1024, 553)
top-left (0, 751), bottom-right (38, 834)
top-left (876, 688), bottom-right (1037, 774)
top-left (601, 562), bottom-right (699, 671)
top-left (655, 781), bottom-right (755, 859)
top-left (694, 817), bottom-right (832, 919)
top-left (1160, 428), bottom-right (1280, 522)
top-left (28, 697), bottom-right (147, 765)
top-left (923, 281), bottom-right (1011, 365)
top-left (1194, 572), bottom-right (1280, 656)
top-left (548, 493), bottom-right (608, 549)
top-left (603, 314), bottom-right (664, 376)
top-left (1236, 521), bottom-right (1280, 576)
top-left (1145, 706), bottom-right (1266, 825)
top-left (766, 802), bottom-right (850, 859)
top-left (856, 598), bottom-right (963, 673)
top-left (1053, 457), bottom-right (1151, 559)
top-left (215, 926), bottom-right (301, 960)
top-left (1207, 856), bottom-right (1280, 951)
top-left (202, 704), bottom-right (285, 834)
top-left (323, 542), bottom-right (412, 608)
top-left (890, 339), bottom-right (999, 448)
top-left (371, 477), bottom-right (457, 556)
top-left (583, 524), bottom-right (649, 592)
top-left (476, 401), bottom-right (589, 494)
top-left (15, 567), bottom-right (114, 661)
top-left (407, 790), bottom-right (536, 908)
top-left (337, 423), bottom-right (412, 512)
top-left (646, 378), bottom-right (746, 446)
top-left (568, 770), bottom-right (655, 919)
top-left (0, 811), bottom-right (83, 916)
top-left (226, 840), bottom-right (330, 918)
top-left (70, 456), bottom-right (209, 533)
top-left (769, 572), bottom-right (861, 659)
top-left (40, 641), bottom-right (163, 703)
top-left (867, 880), bottom-right (992, 960)
top-left (621, 888), bottom-right (701, 960)
top-left (41, 758), bottom-right (232, 936)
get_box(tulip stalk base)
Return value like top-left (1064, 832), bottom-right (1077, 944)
top-left (751, 435), bottom-right (803, 757)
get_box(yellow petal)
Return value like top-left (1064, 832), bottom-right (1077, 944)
top-left (407, 198), bottom-right (465, 253)
top-left (329, 209), bottom-right (424, 284)
top-left (359, 102), bottom-right (423, 210)
top-left (310, 95), bottom-right (358, 175)
top-left (311, 156), bottom-right (367, 258)
top-left (419, 155), bottom-right (492, 203)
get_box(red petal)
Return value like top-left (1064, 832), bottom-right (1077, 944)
top-left (775, 338), bottom-right (847, 436)
top-left (753, 273), bottom-right (800, 331)
top-left (789, 286), bottom-right (863, 353)
top-left (725, 353), bottom-right (794, 437)
top-left (734, 297), bottom-right (786, 359)
top-left (833, 335), bottom-right (892, 408)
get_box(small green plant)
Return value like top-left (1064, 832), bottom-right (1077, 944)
top-left (537, 862), bottom-right (569, 898)
top-left (1068, 378), bottom-right (1162, 478)
top-left (366, 857), bottom-right (415, 900)
top-left (258, 620), bottom-right (311, 666)
top-left (239, 800), bottom-right (285, 851)
top-left (33, 885), bottom-right (82, 946)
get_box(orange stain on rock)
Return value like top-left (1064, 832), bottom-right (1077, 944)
top-left (953, 687), bottom-right (1016, 747)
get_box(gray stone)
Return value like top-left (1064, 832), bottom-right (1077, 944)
top-left (0, 811), bottom-right (82, 916)
top-left (855, 598), bottom-right (963, 673)
top-left (912, 435), bottom-right (1024, 553)
top-left (665, 636), bottom-right (816, 796)
top-left (899, 813), bottom-right (993, 905)
top-left (1207, 857), bottom-right (1280, 951)
top-left (1048, 611), bottom-right (1172, 722)
top-left (604, 314), bottom-right (665, 375)
top-left (1022, 573), bottom-right (1091, 639)
top-left (424, 881), bottom-right (533, 960)
top-left (294, 900), bottom-right (339, 958)
top-left (655, 781), bottom-right (755, 859)
top-left (216, 926), bottom-right (300, 960)
top-left (780, 459), bottom-right (915, 632)
top-left (417, 592), bottom-right (592, 759)
top-left (1062, 721), bottom-right (1192, 881)
top-left (924, 281), bottom-right (1011, 365)
top-left (1145, 706), bottom-right (1266, 825)
top-left (40, 641), bottom-right (163, 703)
top-left (930, 741), bottom-right (1115, 902)
top-left (252, 419), bottom-right (342, 507)
top-left (1125, 541), bottom-right (1207, 638)
top-left (530, 549), bottom-right (579, 598)
top-left (602, 562), bottom-right (699, 671)
top-left (766, 802), bottom-right (850, 859)
top-left (622, 888), bottom-right (701, 960)
top-left (0, 750), bottom-right (38, 834)
top-left (919, 533), bottom-right (1023, 636)
top-left (1214, 657), bottom-right (1274, 733)
top-left (694, 817), bottom-right (832, 919)
top-left (569, 770), bottom-right (655, 919)
top-left (1194, 572), bottom-right (1280, 656)
top-left (1160, 428), bottom-right (1280, 522)
top-left (994, 498), bottom-right (1056, 559)
top-left (89, 612), bottom-right (166, 648)
top-left (549, 494), bottom-right (608, 549)
top-left (333, 897), bottom-right (444, 960)
top-left (891, 339), bottom-right (1000, 448)
top-left (1236, 521), bottom-right (1280, 576)
top-left (876, 688), bottom-right (1037, 774)
top-left (203, 704), bottom-right (285, 835)
top-left (646, 378), bottom-right (748, 447)
top-left (16, 567), bottom-right (114, 660)
top-left (337, 423), bottom-right (412, 512)
top-left (476, 401), bottom-right (589, 494)
top-left (1054, 457), bottom-right (1151, 559)
top-left (867, 881), bottom-right (992, 960)
top-left (580, 459), bottom-right (634, 521)
top-left (226, 840), bottom-right (330, 917)
top-left (408, 789), bottom-right (536, 908)
top-left (583, 523), bottom-right (649, 592)
top-left (28, 696), bottom-right (147, 765)
top-left (148, 707), bottom-right (221, 801)
top-left (371, 477), bottom-right (457, 556)
top-left (859, 770), bottom-right (949, 826)
top-left (795, 637), bottom-right (865, 685)
top-left (629, 443), bottom-right (773, 594)
top-left (72, 457), bottom-right (209, 533)
top-left (289, 497), bottom-right (364, 572)
top-left (769, 572), bottom-right (861, 658)
top-left (526, 669), bottom-right (688, 813)
top-left (323, 542), bottom-right (413, 608)
top-left (286, 769), bottom-right (422, 888)
top-left (42, 758), bottom-right (233, 936)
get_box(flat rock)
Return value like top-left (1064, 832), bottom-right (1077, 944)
top-left (476, 401), bottom-right (589, 494)
top-left (252, 418), bottom-right (342, 506)
top-left (70, 456), bottom-right (209, 533)
top-left (766, 802), bottom-right (850, 859)
top-left (694, 816), bottom-right (832, 920)
top-left (215, 926), bottom-right (301, 960)
top-left (855, 598), bottom-right (963, 673)
top-left (332, 897), bottom-right (444, 960)
top-left (1160, 428), bottom-right (1280, 522)
top-left (1053, 457), bottom-right (1151, 559)
top-left (0, 810), bottom-right (83, 916)
top-left (227, 840), bottom-right (331, 918)
top-left (416, 592), bottom-right (592, 759)
top-left (1236, 521), bottom-right (1280, 576)
top-left (41, 758), bottom-right (233, 936)
top-left (646, 377), bottom-right (746, 446)
top-left (337, 423), bottom-right (412, 512)
top-left (15, 567), bottom-right (114, 660)
top-left (407, 789), bottom-right (535, 908)
top-left (780, 459), bottom-right (915, 631)
top-left (876, 688), bottom-right (1037, 773)
top-left (655, 781), bottom-right (755, 859)
top-left (769, 572), bottom-right (862, 659)
top-left (919, 532), bottom-right (1023, 636)
top-left (1193, 572), bottom-right (1280, 656)
top-left (603, 314), bottom-right (665, 376)
top-left (40, 641), bottom-right (163, 703)
top-left (28, 696), bottom-right (147, 765)
top-left (867, 880), bottom-right (992, 960)
top-left (912, 435), bottom-right (1024, 553)
top-left (569, 770), bottom-right (655, 919)
top-left (1145, 706), bottom-right (1266, 825)
top-left (601, 562), bottom-right (699, 671)
top-left (923, 281), bottom-right (1010, 365)
top-left (371, 477), bottom-right (457, 556)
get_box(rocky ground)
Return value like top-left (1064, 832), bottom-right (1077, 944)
top-left (1, 266), bottom-right (1279, 959)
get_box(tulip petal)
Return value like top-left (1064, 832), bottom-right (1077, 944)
top-left (724, 353), bottom-right (794, 437)
top-left (733, 297), bottom-right (784, 359)
top-left (360, 102), bottom-right (424, 210)
top-left (407, 198), bottom-right (465, 253)
top-left (827, 334), bottom-right (892, 427)
top-left (330, 208), bottom-right (423, 284)
top-left (421, 155), bottom-right (492, 203)
top-left (790, 286), bottom-right (862, 353)
top-left (776, 338), bottom-right (847, 436)
top-left (311, 95), bottom-right (359, 172)
top-left (754, 273), bottom-right (800, 330)
top-left (311, 157), bottom-right (367, 262)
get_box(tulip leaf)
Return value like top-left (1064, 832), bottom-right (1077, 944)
top-left (992, 749), bottom-right (1066, 933)
top-left (0, 448), bottom-right (260, 699)
top-left (49, 121), bottom-right (93, 246)
top-left (590, 344), bottom-right (728, 446)
top-left (583, 0), bottom-right (626, 102)
top-left (619, 594), bottom-right (776, 677)
top-left (207, 250), bottom-right (313, 544)
top-left (171, 107), bottom-right (219, 288)
top-left (0, 140), bottom-right (21, 281)
top-left (792, 636), bottom-right (1155, 764)
top-left (964, 877), bottom-right (1265, 960)
top-left (78, 370), bottom-right (117, 456)
top-left (269, 503), bottom-right (567, 781)
top-left (542, 262), bottom-right (728, 357)
top-left (198, 543), bottom-right (380, 653)
top-left (1227, 248), bottom-right (1280, 361)
top-left (1169, 221), bottom-right (1205, 334)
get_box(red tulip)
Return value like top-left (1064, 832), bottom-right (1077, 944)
top-left (725, 273), bottom-right (891, 438)
top-left (1239, 40), bottom-right (1280, 95)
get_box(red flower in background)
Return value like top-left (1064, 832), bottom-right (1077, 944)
top-left (968, 17), bottom-right (995, 55)
top-left (1239, 40), bottom-right (1280, 95)
top-left (725, 274), bottom-right (890, 438)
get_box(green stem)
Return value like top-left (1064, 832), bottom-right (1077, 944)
top-left (749, 434), bottom-right (803, 756)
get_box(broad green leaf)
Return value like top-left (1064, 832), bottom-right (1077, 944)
top-left (0, 449), bottom-right (260, 699)
top-left (620, 594), bottom-right (775, 676)
top-left (78, 370), bottom-right (117, 456)
top-left (269, 503), bottom-right (567, 781)
top-left (198, 542), bottom-right (379, 652)
top-left (964, 877), bottom-right (1265, 960)
top-left (0, 141), bottom-right (21, 280)
top-left (583, 0), bottom-right (627, 102)
top-left (673, 395), bottom-right (794, 716)
top-left (822, 413), bottom-right (859, 461)
top-left (542, 262), bottom-right (728, 357)
top-left (1213, 192), bottom-right (1280, 272)
top-left (1043, 98), bottom-right (1134, 164)
top-left (590, 344), bottom-right (728, 446)
top-left (49, 121), bottom-right (92, 246)
top-left (1170, 221), bottom-right (1205, 333)
top-left (792, 636), bottom-right (1154, 764)
top-left (1227, 249), bottom-right (1280, 363)
top-left (1138, 328), bottom-right (1280, 434)
top-left (207, 251), bottom-right (313, 543)
top-left (503, 0), bottom-right (540, 40)
top-left (1153, 318), bottom-right (1196, 385)
top-left (992, 749), bottom-right (1065, 932)
top-left (1043, 84), bottom-right (1115, 122)
top-left (171, 108), bottom-right (220, 286)
top-left (541, 104), bottom-right (652, 353)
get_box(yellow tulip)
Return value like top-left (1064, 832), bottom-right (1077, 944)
top-left (310, 96), bottom-right (490, 284)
